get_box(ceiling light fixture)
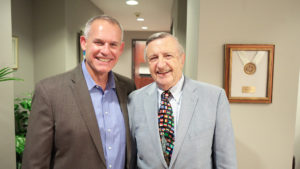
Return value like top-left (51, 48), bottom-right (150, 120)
top-left (134, 12), bottom-right (144, 21)
top-left (126, 0), bottom-right (138, 5)
top-left (137, 17), bottom-right (144, 21)
top-left (141, 26), bottom-right (148, 30)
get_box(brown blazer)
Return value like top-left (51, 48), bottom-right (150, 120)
top-left (22, 65), bottom-right (136, 169)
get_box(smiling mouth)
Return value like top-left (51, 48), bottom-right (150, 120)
top-left (157, 70), bottom-right (171, 75)
top-left (96, 57), bottom-right (111, 62)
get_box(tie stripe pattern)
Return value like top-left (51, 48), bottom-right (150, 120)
top-left (158, 90), bottom-right (174, 165)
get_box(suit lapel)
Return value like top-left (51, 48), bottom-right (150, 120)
top-left (114, 73), bottom-right (132, 169)
top-left (70, 66), bottom-right (106, 166)
top-left (170, 78), bottom-right (198, 167)
top-left (144, 84), bottom-right (169, 168)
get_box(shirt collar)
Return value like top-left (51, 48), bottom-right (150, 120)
top-left (158, 74), bottom-right (184, 103)
top-left (81, 60), bottom-right (116, 91)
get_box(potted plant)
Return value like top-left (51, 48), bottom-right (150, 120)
top-left (14, 95), bottom-right (31, 169)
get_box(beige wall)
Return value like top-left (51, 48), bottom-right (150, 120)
top-left (12, 0), bottom-right (35, 98)
top-left (12, 0), bottom-right (103, 96)
top-left (33, 0), bottom-right (67, 83)
top-left (185, 0), bottom-right (199, 80)
top-left (33, 0), bottom-right (103, 83)
top-left (0, 0), bottom-right (17, 168)
top-left (195, 0), bottom-right (300, 169)
top-left (295, 71), bottom-right (300, 169)
top-left (113, 31), bottom-right (160, 78)
top-left (171, 0), bottom-right (187, 53)
top-left (4, 0), bottom-right (300, 168)
top-left (65, 0), bottom-right (104, 71)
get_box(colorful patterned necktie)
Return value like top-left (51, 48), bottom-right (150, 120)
top-left (158, 90), bottom-right (174, 166)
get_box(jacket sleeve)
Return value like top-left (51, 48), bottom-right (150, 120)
top-left (128, 92), bottom-right (138, 169)
top-left (213, 89), bottom-right (237, 169)
top-left (22, 82), bottom-right (54, 169)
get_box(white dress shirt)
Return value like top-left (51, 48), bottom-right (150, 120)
top-left (157, 75), bottom-right (184, 135)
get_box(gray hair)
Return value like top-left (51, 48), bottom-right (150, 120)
top-left (144, 32), bottom-right (184, 61)
top-left (83, 15), bottom-right (124, 41)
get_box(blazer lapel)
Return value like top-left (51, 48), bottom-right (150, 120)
top-left (170, 78), bottom-right (198, 167)
top-left (144, 84), bottom-right (169, 168)
top-left (70, 66), bottom-right (106, 166)
top-left (114, 73), bottom-right (132, 169)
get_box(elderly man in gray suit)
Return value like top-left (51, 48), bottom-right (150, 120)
top-left (22, 15), bottom-right (135, 169)
top-left (128, 32), bottom-right (237, 169)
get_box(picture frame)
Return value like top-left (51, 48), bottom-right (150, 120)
top-left (12, 36), bottom-right (19, 70)
top-left (224, 44), bottom-right (275, 103)
top-left (132, 39), bottom-right (154, 89)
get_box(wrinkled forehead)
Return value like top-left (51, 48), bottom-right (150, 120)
top-left (146, 36), bottom-right (182, 55)
top-left (89, 20), bottom-right (123, 40)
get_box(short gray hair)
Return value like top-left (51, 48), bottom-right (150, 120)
top-left (144, 32), bottom-right (184, 61)
top-left (83, 15), bottom-right (124, 41)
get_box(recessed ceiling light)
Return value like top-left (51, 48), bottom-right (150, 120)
top-left (141, 26), bottom-right (148, 30)
top-left (126, 0), bottom-right (138, 5)
top-left (137, 17), bottom-right (144, 21)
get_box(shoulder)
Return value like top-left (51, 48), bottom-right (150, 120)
top-left (187, 78), bottom-right (223, 90)
top-left (129, 82), bottom-right (155, 98)
top-left (36, 66), bottom-right (79, 91)
top-left (184, 77), bottom-right (226, 98)
top-left (113, 72), bottom-right (133, 84)
top-left (113, 72), bottom-right (136, 92)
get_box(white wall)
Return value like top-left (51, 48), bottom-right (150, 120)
top-left (195, 0), bottom-right (300, 168)
top-left (12, 0), bottom-right (35, 98)
top-left (0, 0), bottom-right (17, 168)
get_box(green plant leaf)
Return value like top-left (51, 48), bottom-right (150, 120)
top-left (14, 104), bottom-right (19, 111)
top-left (15, 135), bottom-right (26, 154)
top-left (0, 67), bottom-right (10, 75)
top-left (0, 67), bottom-right (23, 82)
top-left (20, 100), bottom-right (32, 111)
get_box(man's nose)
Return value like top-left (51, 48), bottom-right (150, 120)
top-left (101, 43), bottom-right (110, 56)
top-left (157, 57), bottom-right (166, 68)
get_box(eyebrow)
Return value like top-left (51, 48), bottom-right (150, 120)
top-left (93, 38), bottom-right (120, 44)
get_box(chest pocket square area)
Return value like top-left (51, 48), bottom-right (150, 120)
top-left (187, 126), bottom-right (214, 141)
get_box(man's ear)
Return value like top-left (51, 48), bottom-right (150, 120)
top-left (181, 53), bottom-right (186, 65)
top-left (80, 36), bottom-right (87, 51)
top-left (119, 41), bottom-right (125, 53)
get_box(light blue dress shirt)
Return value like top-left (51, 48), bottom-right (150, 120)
top-left (82, 61), bottom-right (126, 169)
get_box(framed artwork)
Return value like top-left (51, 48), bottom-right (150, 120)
top-left (12, 36), bottom-right (19, 70)
top-left (132, 39), bottom-right (154, 89)
top-left (224, 44), bottom-right (275, 103)
top-left (77, 31), bottom-right (84, 63)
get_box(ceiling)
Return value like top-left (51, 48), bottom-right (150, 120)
top-left (89, 0), bottom-right (174, 31)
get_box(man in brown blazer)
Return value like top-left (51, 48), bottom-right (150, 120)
top-left (22, 15), bottom-right (136, 169)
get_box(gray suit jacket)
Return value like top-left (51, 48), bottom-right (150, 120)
top-left (128, 77), bottom-right (237, 169)
top-left (22, 65), bottom-right (136, 169)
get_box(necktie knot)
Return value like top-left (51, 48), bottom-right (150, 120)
top-left (162, 90), bottom-right (171, 100)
